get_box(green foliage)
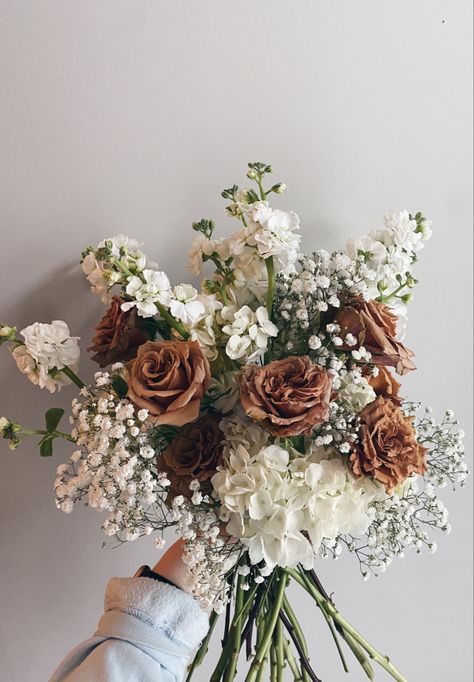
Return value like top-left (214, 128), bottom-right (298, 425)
top-left (192, 218), bottom-right (215, 239)
top-left (112, 375), bottom-right (129, 398)
top-left (40, 437), bottom-right (53, 457)
top-left (151, 424), bottom-right (179, 454)
top-left (45, 408), bottom-right (65, 434)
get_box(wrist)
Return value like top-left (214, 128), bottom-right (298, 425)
top-left (152, 539), bottom-right (193, 593)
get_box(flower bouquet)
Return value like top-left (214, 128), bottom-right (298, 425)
top-left (1, 162), bottom-right (468, 682)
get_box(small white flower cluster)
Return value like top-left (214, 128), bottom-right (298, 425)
top-left (82, 234), bottom-right (149, 304)
top-left (186, 293), bottom-right (222, 360)
top-left (122, 269), bottom-right (172, 318)
top-left (339, 480), bottom-right (449, 578)
top-left (346, 211), bottom-right (432, 335)
top-left (274, 250), bottom-right (357, 353)
top-left (411, 404), bottom-right (468, 488)
top-left (212, 441), bottom-right (381, 574)
top-left (83, 235), bottom-right (226, 360)
top-left (189, 200), bottom-right (301, 279)
top-left (323, 406), bottom-right (467, 578)
top-left (54, 371), bottom-right (172, 541)
top-left (188, 233), bottom-right (231, 276)
top-left (12, 321), bottom-right (80, 393)
top-left (169, 485), bottom-right (240, 612)
top-left (244, 201), bottom-right (302, 269)
top-left (336, 369), bottom-right (376, 413)
top-left (220, 305), bottom-right (278, 361)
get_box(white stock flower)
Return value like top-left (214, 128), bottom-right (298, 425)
top-left (99, 234), bottom-right (146, 264)
top-left (188, 234), bottom-right (213, 275)
top-left (82, 234), bottom-right (148, 303)
top-left (170, 284), bottom-right (206, 325)
top-left (247, 202), bottom-right (302, 269)
top-left (19, 320), bottom-right (80, 378)
top-left (122, 269), bottom-right (172, 318)
top-left (82, 253), bottom-right (111, 304)
top-left (221, 305), bottom-right (278, 361)
top-left (12, 345), bottom-right (74, 394)
top-left (380, 211), bottom-right (423, 252)
top-left (186, 293), bottom-right (222, 360)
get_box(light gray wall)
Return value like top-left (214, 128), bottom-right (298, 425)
top-left (0, 2), bottom-right (472, 681)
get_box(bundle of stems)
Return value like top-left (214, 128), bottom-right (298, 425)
top-left (186, 566), bottom-right (408, 682)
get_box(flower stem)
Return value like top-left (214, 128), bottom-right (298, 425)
top-left (279, 609), bottom-right (320, 682)
top-left (270, 643), bottom-right (277, 682)
top-left (245, 571), bottom-right (287, 682)
top-left (155, 302), bottom-right (190, 340)
top-left (223, 576), bottom-right (245, 682)
top-left (287, 568), bottom-right (407, 682)
top-left (275, 618), bottom-right (284, 681)
top-left (283, 638), bottom-right (303, 681)
top-left (60, 366), bottom-right (86, 389)
top-left (266, 256), bottom-right (276, 318)
top-left (186, 612), bottom-right (219, 681)
top-left (298, 571), bottom-right (349, 673)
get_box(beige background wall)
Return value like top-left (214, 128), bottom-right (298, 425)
top-left (0, 2), bottom-right (472, 680)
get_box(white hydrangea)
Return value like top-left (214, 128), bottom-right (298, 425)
top-left (122, 269), bottom-right (172, 318)
top-left (220, 304), bottom-right (278, 361)
top-left (336, 370), bottom-right (376, 413)
top-left (12, 321), bottom-right (80, 393)
top-left (212, 442), bottom-right (382, 572)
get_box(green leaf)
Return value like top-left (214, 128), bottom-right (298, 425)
top-left (45, 408), bottom-right (65, 434)
top-left (40, 437), bottom-right (53, 457)
top-left (112, 375), bottom-right (129, 398)
top-left (153, 319), bottom-right (173, 341)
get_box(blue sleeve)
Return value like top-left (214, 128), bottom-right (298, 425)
top-left (49, 577), bottom-right (209, 682)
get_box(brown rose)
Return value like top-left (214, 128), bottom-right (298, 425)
top-left (127, 340), bottom-right (211, 426)
top-left (240, 356), bottom-right (333, 437)
top-left (157, 411), bottom-right (224, 499)
top-left (89, 296), bottom-right (150, 367)
top-left (350, 396), bottom-right (427, 491)
top-left (366, 366), bottom-right (402, 404)
top-left (336, 296), bottom-right (416, 375)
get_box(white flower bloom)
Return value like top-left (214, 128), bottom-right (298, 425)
top-left (82, 235), bottom-right (148, 302)
top-left (170, 284), bottom-right (205, 325)
top-left (99, 234), bottom-right (145, 262)
top-left (338, 372), bottom-right (376, 412)
top-left (213, 440), bottom-right (382, 572)
top-left (380, 211), bottom-right (422, 252)
top-left (247, 202), bottom-right (302, 269)
top-left (12, 321), bottom-right (80, 393)
top-left (21, 320), bottom-right (80, 370)
top-left (251, 201), bottom-right (273, 224)
top-left (122, 269), bottom-right (172, 318)
top-left (221, 305), bottom-right (278, 361)
top-left (81, 252), bottom-right (112, 304)
top-left (188, 234), bottom-right (214, 275)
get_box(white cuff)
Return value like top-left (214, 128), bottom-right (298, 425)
top-left (105, 577), bottom-right (209, 651)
